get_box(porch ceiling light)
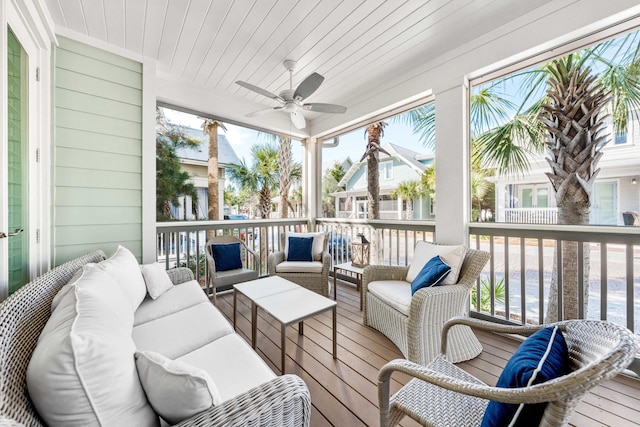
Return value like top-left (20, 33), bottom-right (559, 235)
top-left (351, 234), bottom-right (370, 268)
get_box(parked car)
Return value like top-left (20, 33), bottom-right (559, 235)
top-left (327, 231), bottom-right (351, 261)
top-left (224, 214), bottom-right (253, 240)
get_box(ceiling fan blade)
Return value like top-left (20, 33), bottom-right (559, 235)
top-left (293, 72), bottom-right (324, 101)
top-left (236, 81), bottom-right (284, 102)
top-left (290, 110), bottom-right (306, 129)
top-left (302, 103), bottom-right (347, 114)
top-left (246, 107), bottom-right (282, 118)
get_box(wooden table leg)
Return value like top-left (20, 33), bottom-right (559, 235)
top-left (281, 324), bottom-right (286, 374)
top-left (298, 321), bottom-right (304, 335)
top-left (251, 302), bottom-right (257, 349)
top-left (233, 289), bottom-right (237, 330)
top-left (332, 305), bottom-right (337, 359)
top-left (358, 273), bottom-right (363, 311)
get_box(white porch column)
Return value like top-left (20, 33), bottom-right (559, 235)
top-left (142, 58), bottom-right (157, 263)
top-left (434, 84), bottom-right (469, 244)
top-left (304, 137), bottom-right (320, 227)
top-left (397, 198), bottom-right (403, 219)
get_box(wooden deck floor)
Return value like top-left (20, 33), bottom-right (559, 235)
top-left (215, 280), bottom-right (640, 427)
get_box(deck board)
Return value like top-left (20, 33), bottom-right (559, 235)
top-left (214, 279), bottom-right (640, 427)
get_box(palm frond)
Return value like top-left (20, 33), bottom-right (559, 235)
top-left (470, 89), bottom-right (515, 136)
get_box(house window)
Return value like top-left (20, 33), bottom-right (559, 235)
top-left (379, 161), bottom-right (392, 180)
top-left (614, 130), bottom-right (627, 145)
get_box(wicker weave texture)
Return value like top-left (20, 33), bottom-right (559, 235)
top-left (267, 251), bottom-right (331, 297)
top-left (0, 250), bottom-right (107, 426)
top-left (378, 317), bottom-right (639, 427)
top-left (363, 248), bottom-right (490, 365)
top-left (166, 266), bottom-right (195, 285)
top-left (175, 374), bottom-right (311, 427)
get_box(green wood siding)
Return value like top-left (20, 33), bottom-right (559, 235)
top-left (53, 36), bottom-right (143, 264)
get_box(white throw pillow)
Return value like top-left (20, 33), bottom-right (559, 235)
top-left (140, 263), bottom-right (174, 299)
top-left (51, 267), bottom-right (85, 312)
top-left (27, 266), bottom-right (157, 427)
top-left (135, 351), bottom-right (221, 425)
top-left (96, 245), bottom-right (147, 310)
top-left (406, 241), bottom-right (467, 285)
top-left (284, 231), bottom-right (325, 261)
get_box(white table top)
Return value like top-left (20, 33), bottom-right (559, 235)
top-left (234, 276), bottom-right (299, 300)
top-left (234, 276), bottom-right (336, 325)
top-left (258, 287), bottom-right (336, 325)
top-left (333, 261), bottom-right (365, 274)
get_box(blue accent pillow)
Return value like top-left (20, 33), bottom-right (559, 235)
top-left (287, 236), bottom-right (314, 262)
top-left (481, 326), bottom-right (570, 427)
top-left (212, 242), bottom-right (242, 272)
top-left (410, 255), bottom-right (451, 295)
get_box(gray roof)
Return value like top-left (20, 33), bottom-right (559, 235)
top-left (175, 127), bottom-right (241, 166)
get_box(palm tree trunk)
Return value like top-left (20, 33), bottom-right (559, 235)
top-left (367, 152), bottom-right (379, 219)
top-left (279, 136), bottom-right (291, 219)
top-left (204, 122), bottom-right (219, 221)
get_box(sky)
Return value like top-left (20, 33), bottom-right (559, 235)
top-left (162, 106), bottom-right (431, 171)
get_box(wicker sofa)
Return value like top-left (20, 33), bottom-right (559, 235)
top-left (0, 249), bottom-right (310, 426)
top-left (363, 245), bottom-right (490, 365)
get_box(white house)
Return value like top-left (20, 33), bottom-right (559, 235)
top-left (492, 119), bottom-right (640, 225)
top-left (332, 143), bottom-right (434, 220)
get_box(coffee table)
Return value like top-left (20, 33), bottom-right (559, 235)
top-left (233, 276), bottom-right (337, 374)
top-left (332, 262), bottom-right (364, 310)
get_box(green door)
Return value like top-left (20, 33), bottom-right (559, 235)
top-left (4, 27), bottom-right (29, 294)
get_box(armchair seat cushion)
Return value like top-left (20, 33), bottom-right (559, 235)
top-left (215, 268), bottom-right (259, 287)
top-left (368, 280), bottom-right (412, 315)
top-left (275, 261), bottom-right (324, 274)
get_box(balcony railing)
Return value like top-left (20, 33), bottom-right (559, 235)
top-left (156, 218), bottom-right (640, 340)
top-left (503, 207), bottom-right (558, 224)
top-left (156, 218), bottom-right (308, 284)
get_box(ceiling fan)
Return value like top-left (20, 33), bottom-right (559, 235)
top-left (236, 59), bottom-right (347, 129)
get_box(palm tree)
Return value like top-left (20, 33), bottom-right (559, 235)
top-left (156, 109), bottom-right (200, 221)
top-left (202, 119), bottom-right (227, 221)
top-left (227, 143), bottom-right (279, 219)
top-left (361, 122), bottom-right (389, 219)
top-left (390, 180), bottom-right (422, 220)
top-left (470, 36), bottom-right (640, 321)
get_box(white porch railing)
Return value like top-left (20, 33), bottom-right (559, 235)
top-left (503, 207), bottom-right (558, 224)
top-left (156, 218), bottom-right (640, 341)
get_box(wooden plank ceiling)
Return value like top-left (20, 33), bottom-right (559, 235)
top-left (44, 0), bottom-right (551, 129)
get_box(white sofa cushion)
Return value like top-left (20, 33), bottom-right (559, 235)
top-left (134, 280), bottom-right (208, 326)
top-left (140, 262), bottom-right (174, 299)
top-left (275, 260), bottom-right (324, 273)
top-left (178, 334), bottom-right (276, 402)
top-left (368, 280), bottom-right (412, 315)
top-left (284, 231), bottom-right (325, 261)
top-left (135, 351), bottom-right (221, 425)
top-left (96, 245), bottom-right (147, 310)
top-left (133, 302), bottom-right (234, 359)
top-left (406, 241), bottom-right (467, 285)
top-left (26, 265), bottom-right (157, 427)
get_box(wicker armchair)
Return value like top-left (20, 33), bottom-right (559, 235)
top-left (363, 248), bottom-right (490, 365)
top-left (267, 232), bottom-right (331, 297)
top-left (206, 235), bottom-right (259, 304)
top-left (378, 317), bottom-right (639, 427)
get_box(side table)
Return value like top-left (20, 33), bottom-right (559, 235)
top-left (332, 262), bottom-right (365, 310)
